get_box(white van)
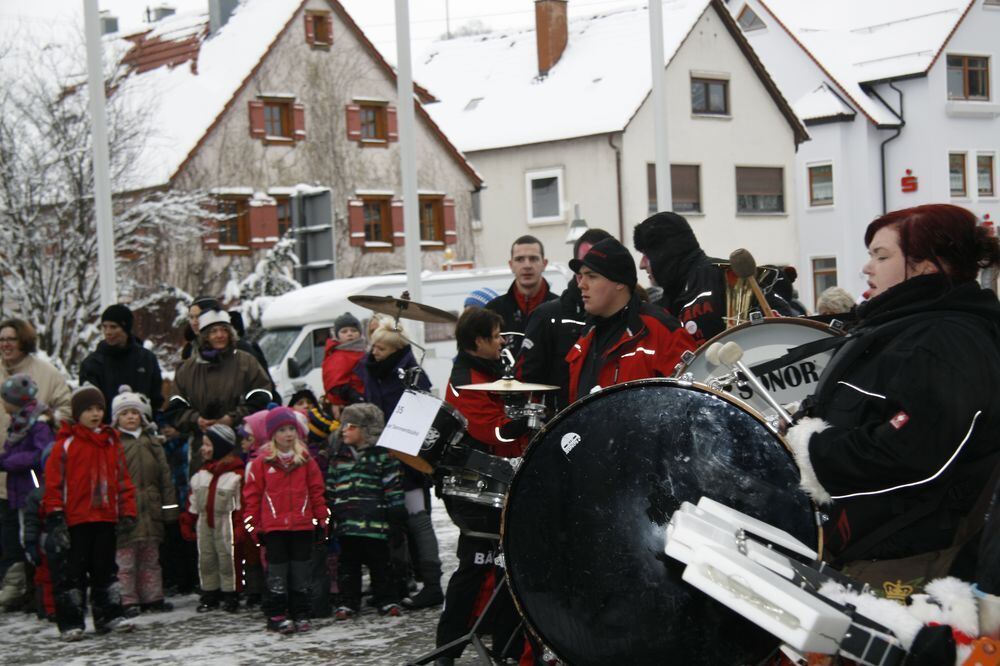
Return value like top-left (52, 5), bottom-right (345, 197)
top-left (257, 266), bottom-right (571, 402)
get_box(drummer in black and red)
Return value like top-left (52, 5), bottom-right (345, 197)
top-left (434, 307), bottom-right (530, 664)
top-left (565, 237), bottom-right (697, 403)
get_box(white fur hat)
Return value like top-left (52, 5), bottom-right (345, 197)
top-left (111, 385), bottom-right (153, 425)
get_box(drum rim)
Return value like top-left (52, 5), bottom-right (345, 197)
top-left (679, 317), bottom-right (844, 370)
top-left (499, 377), bottom-right (821, 661)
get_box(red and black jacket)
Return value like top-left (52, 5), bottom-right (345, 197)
top-left (445, 352), bottom-right (530, 458)
top-left (566, 295), bottom-right (697, 403)
top-left (485, 279), bottom-right (558, 355)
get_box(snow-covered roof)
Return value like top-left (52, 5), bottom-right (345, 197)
top-left (415, 0), bottom-right (805, 153)
top-left (792, 84), bottom-right (855, 122)
top-left (755, 0), bottom-right (973, 125)
top-left (0, 0), bottom-right (479, 192)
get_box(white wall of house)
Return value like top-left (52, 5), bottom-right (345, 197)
top-left (466, 4), bottom-right (801, 280)
top-left (732, 0), bottom-right (1000, 311)
top-left (877, 4), bottom-right (1000, 222)
top-left (467, 134), bottom-right (620, 267)
top-left (621, 6), bottom-right (800, 273)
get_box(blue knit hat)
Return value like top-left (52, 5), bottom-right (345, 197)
top-left (464, 287), bottom-right (499, 309)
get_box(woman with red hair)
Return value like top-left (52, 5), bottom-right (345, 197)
top-left (787, 204), bottom-right (1000, 592)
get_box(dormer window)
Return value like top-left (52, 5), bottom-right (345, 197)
top-left (737, 5), bottom-right (766, 32)
top-left (305, 11), bottom-right (333, 47)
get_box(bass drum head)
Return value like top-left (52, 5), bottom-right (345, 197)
top-left (678, 318), bottom-right (842, 419)
top-left (502, 379), bottom-right (815, 666)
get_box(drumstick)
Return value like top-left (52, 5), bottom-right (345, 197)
top-left (729, 249), bottom-right (776, 318)
top-left (719, 342), bottom-right (793, 426)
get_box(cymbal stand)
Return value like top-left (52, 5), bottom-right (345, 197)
top-left (404, 566), bottom-right (521, 666)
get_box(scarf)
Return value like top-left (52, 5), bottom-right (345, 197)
top-left (6, 400), bottom-right (48, 444)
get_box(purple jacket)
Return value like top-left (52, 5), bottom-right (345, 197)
top-left (0, 421), bottom-right (52, 509)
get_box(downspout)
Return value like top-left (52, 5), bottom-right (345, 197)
top-left (608, 133), bottom-right (624, 242)
top-left (870, 81), bottom-right (905, 215)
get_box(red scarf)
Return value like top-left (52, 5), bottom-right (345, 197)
top-left (514, 280), bottom-right (549, 318)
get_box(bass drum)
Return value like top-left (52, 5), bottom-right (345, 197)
top-left (676, 318), bottom-right (843, 421)
top-left (501, 379), bottom-right (817, 666)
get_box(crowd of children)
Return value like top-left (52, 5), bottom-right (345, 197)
top-left (0, 310), bottom-right (440, 642)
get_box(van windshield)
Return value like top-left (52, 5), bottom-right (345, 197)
top-left (257, 327), bottom-right (301, 368)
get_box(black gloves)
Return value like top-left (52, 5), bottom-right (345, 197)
top-left (45, 512), bottom-right (71, 553)
top-left (314, 524), bottom-right (328, 545)
top-left (499, 418), bottom-right (531, 440)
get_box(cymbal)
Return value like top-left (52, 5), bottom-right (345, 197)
top-left (347, 295), bottom-right (457, 324)
top-left (456, 378), bottom-right (559, 393)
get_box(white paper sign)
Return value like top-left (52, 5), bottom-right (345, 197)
top-left (377, 390), bottom-right (443, 457)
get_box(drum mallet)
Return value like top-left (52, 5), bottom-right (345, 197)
top-left (708, 341), bottom-right (793, 426)
top-left (729, 248), bottom-right (776, 318)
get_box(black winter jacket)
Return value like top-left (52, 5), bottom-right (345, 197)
top-left (799, 275), bottom-right (1000, 561)
top-left (485, 279), bottom-right (558, 354)
top-left (518, 281), bottom-right (586, 413)
top-left (79, 339), bottom-right (164, 420)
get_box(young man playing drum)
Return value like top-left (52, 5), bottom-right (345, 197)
top-left (435, 308), bottom-right (532, 664)
top-left (566, 237), bottom-right (697, 403)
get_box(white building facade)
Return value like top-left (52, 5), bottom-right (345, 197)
top-left (728, 0), bottom-right (1000, 308)
top-left (418, 0), bottom-right (807, 274)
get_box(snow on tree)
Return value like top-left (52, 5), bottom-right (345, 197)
top-left (225, 230), bottom-right (301, 330)
top-left (0, 24), bottom-right (214, 372)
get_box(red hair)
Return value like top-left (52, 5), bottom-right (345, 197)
top-left (865, 204), bottom-right (1000, 283)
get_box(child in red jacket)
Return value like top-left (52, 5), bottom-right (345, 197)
top-left (42, 386), bottom-right (137, 641)
top-left (320, 312), bottom-right (366, 418)
top-left (243, 406), bottom-right (328, 634)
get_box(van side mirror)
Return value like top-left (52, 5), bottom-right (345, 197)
top-left (287, 357), bottom-right (301, 379)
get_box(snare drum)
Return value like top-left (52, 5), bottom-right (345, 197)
top-left (676, 318), bottom-right (843, 420)
top-left (391, 398), bottom-right (468, 474)
top-left (502, 379), bottom-right (818, 666)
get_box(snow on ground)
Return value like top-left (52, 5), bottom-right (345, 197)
top-left (0, 497), bottom-right (491, 665)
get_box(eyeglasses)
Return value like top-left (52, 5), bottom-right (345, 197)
top-left (0, 337), bottom-right (18, 344)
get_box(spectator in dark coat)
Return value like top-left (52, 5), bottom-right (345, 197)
top-left (79, 304), bottom-right (163, 422)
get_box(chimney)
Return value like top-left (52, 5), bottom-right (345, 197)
top-left (99, 10), bottom-right (119, 35)
top-left (209, 0), bottom-right (239, 35)
top-left (535, 0), bottom-right (568, 77)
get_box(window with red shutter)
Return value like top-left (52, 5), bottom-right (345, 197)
top-left (216, 196), bottom-right (252, 254)
top-left (305, 11), bottom-right (331, 47)
top-left (391, 200), bottom-right (405, 246)
top-left (387, 106), bottom-right (398, 142)
top-left (248, 200), bottom-right (279, 249)
top-left (346, 105), bottom-right (362, 142)
top-left (443, 197), bottom-right (457, 245)
top-left (418, 196), bottom-right (444, 246)
top-left (248, 101), bottom-right (265, 138)
top-left (293, 104), bottom-right (306, 140)
top-left (354, 196), bottom-right (393, 251)
top-left (348, 199), bottom-right (366, 247)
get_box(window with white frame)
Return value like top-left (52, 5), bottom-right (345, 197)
top-left (978, 154), bottom-right (996, 197)
top-left (950, 153), bottom-right (968, 198)
top-left (736, 166), bottom-right (784, 213)
top-left (525, 167), bottom-right (564, 223)
top-left (812, 257), bottom-right (838, 310)
top-left (808, 163), bottom-right (833, 206)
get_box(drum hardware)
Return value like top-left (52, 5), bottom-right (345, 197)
top-left (665, 497), bottom-right (911, 666)
top-left (405, 571), bottom-right (525, 666)
top-left (706, 341), bottom-right (794, 426)
top-left (504, 402), bottom-right (547, 430)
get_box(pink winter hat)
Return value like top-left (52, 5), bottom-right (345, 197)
top-left (242, 410), bottom-right (270, 444)
top-left (264, 406), bottom-right (307, 441)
